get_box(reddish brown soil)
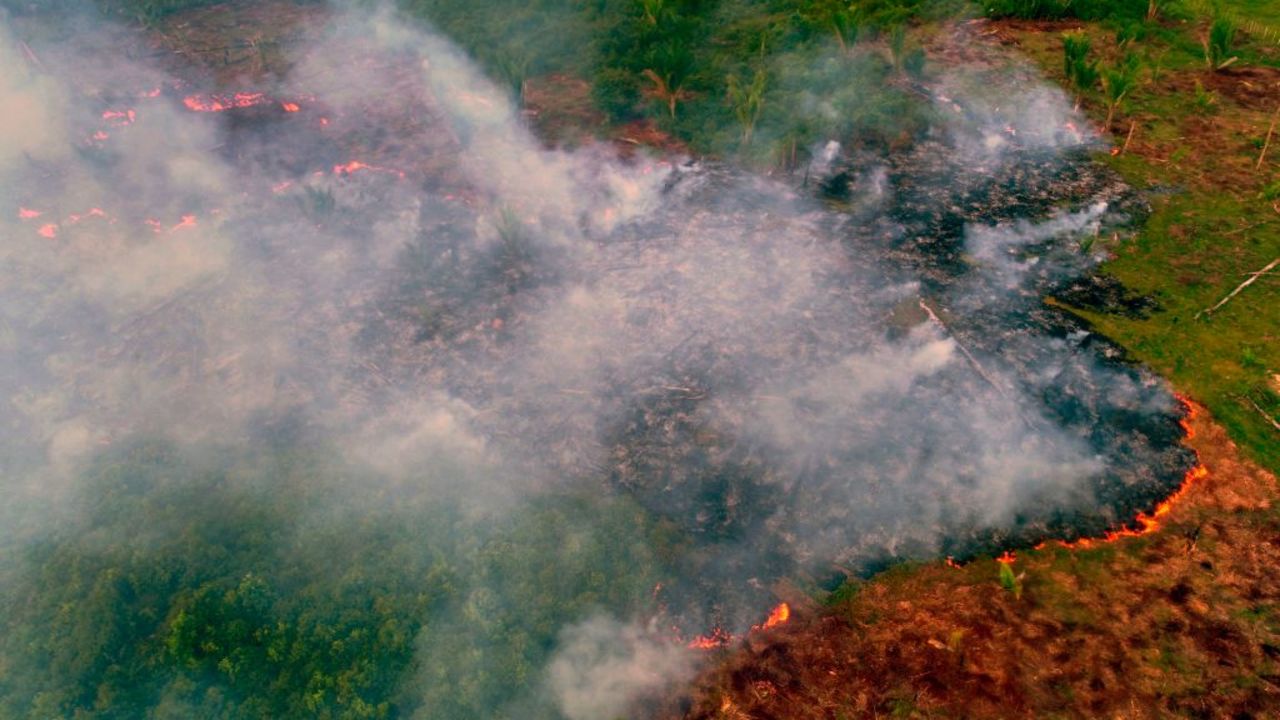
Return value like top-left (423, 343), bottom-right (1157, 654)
top-left (664, 405), bottom-right (1280, 719)
top-left (1201, 66), bottom-right (1280, 112)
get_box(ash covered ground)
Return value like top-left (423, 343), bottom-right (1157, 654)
top-left (0, 2), bottom-right (1194, 716)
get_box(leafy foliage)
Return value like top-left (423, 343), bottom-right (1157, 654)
top-left (1100, 53), bottom-right (1142, 127)
top-left (1205, 15), bottom-right (1238, 69)
top-left (726, 69), bottom-right (768, 144)
top-left (1062, 31), bottom-right (1101, 98)
top-left (0, 438), bottom-right (672, 719)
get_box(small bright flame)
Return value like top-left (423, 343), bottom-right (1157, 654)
top-left (170, 215), bottom-right (197, 232)
top-left (281, 102), bottom-right (300, 113)
top-left (37, 223), bottom-right (58, 239)
top-left (759, 602), bottom-right (790, 630)
top-left (65, 208), bottom-right (108, 225)
top-left (18, 207), bottom-right (42, 220)
top-left (183, 92), bottom-right (267, 113)
top-left (996, 551), bottom-right (1016, 565)
top-left (687, 627), bottom-right (732, 650)
top-left (1043, 396), bottom-right (1208, 551)
top-left (333, 160), bottom-right (406, 179)
top-left (102, 109), bottom-right (136, 125)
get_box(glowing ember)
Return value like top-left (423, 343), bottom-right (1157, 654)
top-left (687, 627), bottom-right (732, 650)
top-left (333, 160), bottom-right (406, 179)
top-left (67, 208), bottom-right (107, 224)
top-left (183, 92), bottom-right (268, 113)
top-left (281, 102), bottom-right (300, 113)
top-left (18, 207), bottom-right (42, 220)
top-left (686, 602), bottom-right (791, 650)
top-left (996, 551), bottom-right (1016, 565)
top-left (92, 131), bottom-right (110, 142)
top-left (170, 215), bottom-right (197, 232)
top-left (37, 223), bottom-right (58, 239)
top-left (101, 109), bottom-right (136, 126)
top-left (272, 180), bottom-right (295, 194)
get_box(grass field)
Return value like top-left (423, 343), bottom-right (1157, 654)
top-left (1002, 3), bottom-right (1280, 473)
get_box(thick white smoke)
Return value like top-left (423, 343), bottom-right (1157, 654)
top-left (0, 3), bottom-right (1191, 718)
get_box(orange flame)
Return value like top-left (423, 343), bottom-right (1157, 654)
top-left (170, 215), bottom-right (197, 232)
top-left (102, 109), bottom-right (136, 126)
top-left (686, 603), bottom-right (791, 650)
top-left (183, 92), bottom-right (267, 113)
top-left (281, 102), bottom-right (300, 113)
top-left (996, 551), bottom-right (1016, 565)
top-left (333, 160), bottom-right (406, 179)
top-left (67, 208), bottom-right (107, 224)
top-left (37, 223), bottom-right (57, 239)
top-left (687, 627), bottom-right (732, 650)
top-left (18, 207), bottom-right (42, 220)
top-left (1044, 396), bottom-right (1207, 551)
top-left (758, 602), bottom-right (790, 630)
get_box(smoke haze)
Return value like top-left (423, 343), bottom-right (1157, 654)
top-left (0, 2), bottom-right (1193, 718)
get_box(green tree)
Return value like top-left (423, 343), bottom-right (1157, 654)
top-left (727, 70), bottom-right (768, 145)
top-left (1101, 53), bottom-right (1141, 128)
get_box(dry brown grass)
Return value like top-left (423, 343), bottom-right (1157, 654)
top-left (668, 406), bottom-right (1280, 719)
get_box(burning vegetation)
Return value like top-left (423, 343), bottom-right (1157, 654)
top-left (0, 1), bottom-right (1275, 719)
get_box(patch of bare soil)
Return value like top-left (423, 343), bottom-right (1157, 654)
top-left (605, 118), bottom-right (687, 157)
top-left (522, 73), bottom-right (605, 149)
top-left (663, 405), bottom-right (1280, 719)
top-left (983, 17), bottom-right (1086, 47)
top-left (149, 0), bottom-right (326, 83)
top-left (1202, 66), bottom-right (1280, 112)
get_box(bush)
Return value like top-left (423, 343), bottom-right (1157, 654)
top-left (1205, 16), bottom-right (1238, 70)
top-left (1063, 31), bottom-right (1100, 99)
top-left (1101, 53), bottom-right (1142, 127)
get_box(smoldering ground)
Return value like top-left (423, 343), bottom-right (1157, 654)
top-left (0, 2), bottom-right (1191, 718)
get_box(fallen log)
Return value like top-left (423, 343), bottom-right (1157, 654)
top-left (1244, 395), bottom-right (1280, 434)
top-left (918, 298), bottom-right (1010, 403)
top-left (1195, 257), bottom-right (1280, 319)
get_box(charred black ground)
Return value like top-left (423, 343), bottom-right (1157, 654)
top-left (0, 4), bottom-right (1204, 717)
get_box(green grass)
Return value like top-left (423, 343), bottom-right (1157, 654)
top-left (997, 0), bottom-right (1280, 474)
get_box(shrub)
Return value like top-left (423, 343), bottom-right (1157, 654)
top-left (1205, 16), bottom-right (1238, 70)
top-left (998, 560), bottom-right (1023, 599)
top-left (726, 70), bottom-right (768, 145)
top-left (1063, 31), bottom-right (1100, 101)
top-left (1101, 53), bottom-right (1142, 128)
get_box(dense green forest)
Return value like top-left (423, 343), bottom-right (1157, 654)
top-left (0, 437), bottom-right (673, 718)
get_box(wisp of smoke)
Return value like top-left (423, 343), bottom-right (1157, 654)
top-left (0, 2), bottom-right (1193, 718)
